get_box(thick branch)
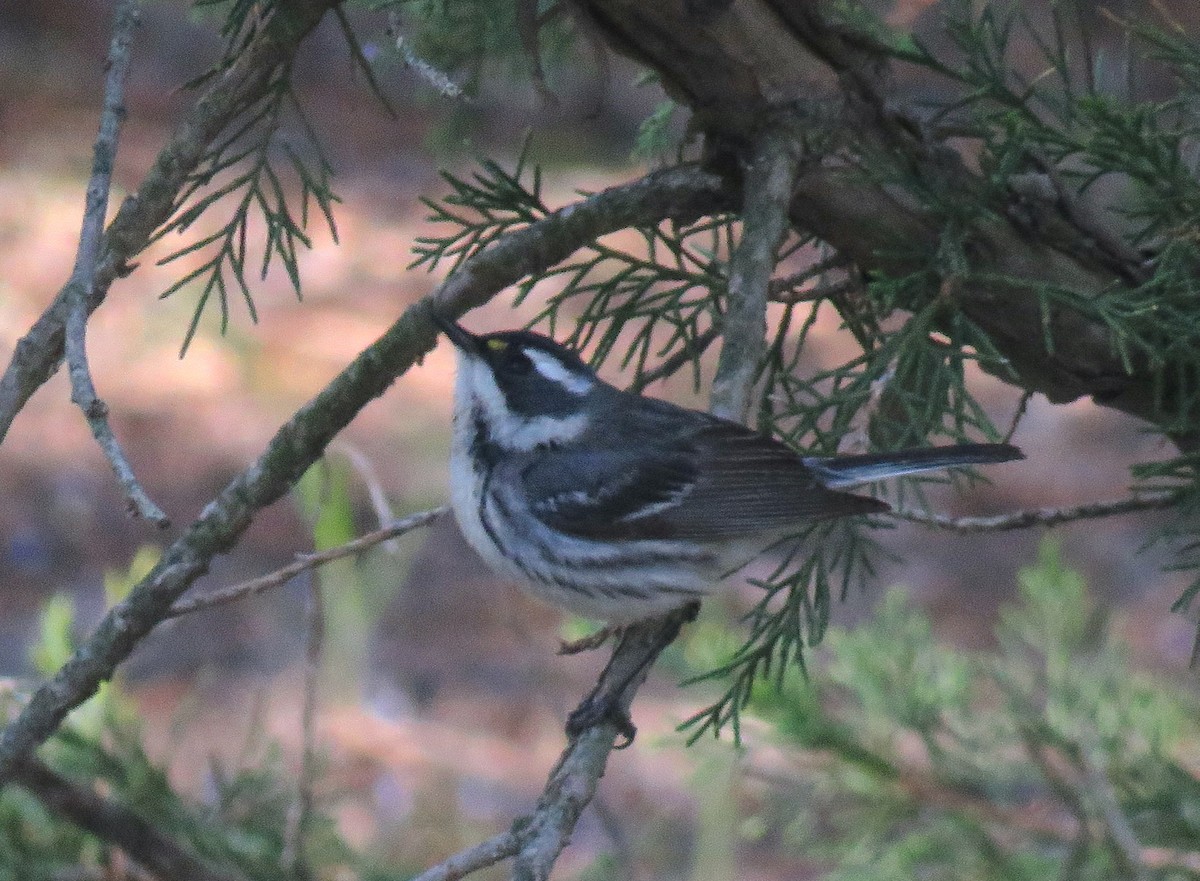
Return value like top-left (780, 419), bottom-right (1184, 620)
top-left (0, 0), bottom-right (344, 443)
top-left (579, 0), bottom-right (1192, 445)
top-left (0, 164), bottom-right (732, 785)
top-left (710, 120), bottom-right (802, 422)
top-left (12, 758), bottom-right (245, 881)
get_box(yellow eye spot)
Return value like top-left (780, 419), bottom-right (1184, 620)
top-left (485, 339), bottom-right (508, 353)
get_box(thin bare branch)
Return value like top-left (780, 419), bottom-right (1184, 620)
top-left (60, 0), bottom-right (169, 527)
top-left (280, 578), bottom-right (325, 875)
top-left (411, 831), bottom-right (521, 881)
top-left (711, 120), bottom-right (803, 422)
top-left (12, 758), bottom-right (246, 881)
top-left (1003, 389), bottom-right (1033, 444)
top-left (892, 492), bottom-right (1175, 533)
top-left (387, 11), bottom-right (468, 101)
top-left (168, 507), bottom-right (446, 619)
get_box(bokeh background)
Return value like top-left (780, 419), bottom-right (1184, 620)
top-left (1, 1), bottom-right (1197, 878)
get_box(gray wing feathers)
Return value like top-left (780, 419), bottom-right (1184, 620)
top-left (525, 421), bottom-right (886, 542)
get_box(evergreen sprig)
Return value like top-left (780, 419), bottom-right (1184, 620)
top-left (852, 0), bottom-right (1200, 645)
top-left (679, 519), bottom-right (885, 744)
top-left (410, 147), bottom-right (547, 274)
top-left (746, 541), bottom-right (1200, 879)
top-left (151, 73), bottom-right (339, 356)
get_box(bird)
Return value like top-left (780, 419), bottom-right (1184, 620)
top-left (432, 313), bottom-right (1023, 737)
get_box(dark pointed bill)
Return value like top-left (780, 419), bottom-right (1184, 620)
top-left (432, 311), bottom-right (480, 353)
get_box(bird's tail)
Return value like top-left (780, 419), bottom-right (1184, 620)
top-left (803, 443), bottom-right (1023, 489)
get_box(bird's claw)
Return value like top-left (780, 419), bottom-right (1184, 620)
top-left (558, 625), bottom-right (622, 655)
top-left (565, 694), bottom-right (637, 748)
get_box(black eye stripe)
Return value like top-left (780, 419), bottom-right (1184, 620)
top-left (506, 349), bottom-right (533, 373)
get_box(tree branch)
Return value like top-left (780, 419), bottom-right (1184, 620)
top-left (511, 610), bottom-right (694, 881)
top-left (710, 120), bottom-right (802, 422)
top-left (11, 758), bottom-right (246, 881)
top-left (0, 164), bottom-right (733, 786)
top-left (579, 0), bottom-right (1193, 445)
top-left (0, 0), bottom-right (345, 444)
top-left (411, 831), bottom-right (521, 881)
top-left (166, 508), bottom-right (445, 619)
top-left (61, 0), bottom-right (169, 527)
top-left (892, 493), bottom-right (1175, 533)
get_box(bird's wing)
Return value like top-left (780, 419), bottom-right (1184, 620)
top-left (523, 419), bottom-right (887, 542)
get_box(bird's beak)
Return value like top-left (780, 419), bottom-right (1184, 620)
top-left (432, 312), bottom-right (480, 354)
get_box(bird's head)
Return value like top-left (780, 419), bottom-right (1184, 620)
top-left (434, 314), bottom-right (601, 450)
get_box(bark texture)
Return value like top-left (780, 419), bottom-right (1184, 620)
top-left (581, 0), bottom-right (1179, 440)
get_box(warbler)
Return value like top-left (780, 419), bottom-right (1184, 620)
top-left (434, 314), bottom-right (1023, 626)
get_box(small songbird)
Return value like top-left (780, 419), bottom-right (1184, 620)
top-left (433, 313), bottom-right (1023, 626)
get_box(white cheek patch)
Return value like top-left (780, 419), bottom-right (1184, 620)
top-left (526, 349), bottom-right (593, 395)
top-left (459, 353), bottom-right (587, 451)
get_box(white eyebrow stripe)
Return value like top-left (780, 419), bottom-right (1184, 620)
top-left (525, 348), bottom-right (593, 395)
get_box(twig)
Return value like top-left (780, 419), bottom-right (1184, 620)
top-left (280, 578), bottom-right (325, 876)
top-left (332, 442), bottom-right (400, 551)
top-left (0, 0), bottom-right (345, 444)
top-left (766, 253), bottom-right (847, 297)
top-left (12, 757), bottom-right (246, 881)
top-left (410, 831), bottom-right (521, 881)
top-left (1025, 149), bottom-right (1148, 284)
top-left (169, 508), bottom-right (445, 618)
top-left (0, 163), bottom-right (734, 786)
top-left (710, 120), bottom-right (803, 421)
top-left (60, 0), bottom-right (169, 527)
top-left (627, 325), bottom-right (720, 393)
top-left (892, 492), bottom-right (1175, 533)
top-left (1003, 389), bottom-right (1033, 444)
top-left (386, 10), bottom-right (467, 101)
top-left (769, 277), bottom-right (853, 305)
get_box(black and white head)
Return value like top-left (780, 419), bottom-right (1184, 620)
top-left (434, 314), bottom-right (602, 450)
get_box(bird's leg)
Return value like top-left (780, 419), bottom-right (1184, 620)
top-left (565, 601), bottom-right (701, 747)
top-left (557, 624), bottom-right (623, 655)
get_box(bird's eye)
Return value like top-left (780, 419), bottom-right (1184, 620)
top-left (505, 349), bottom-right (533, 374)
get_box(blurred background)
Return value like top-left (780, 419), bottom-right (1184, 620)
top-left (1, 1), bottom-right (1198, 878)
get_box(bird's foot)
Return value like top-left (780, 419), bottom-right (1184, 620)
top-left (558, 624), bottom-right (623, 655)
top-left (565, 693), bottom-right (637, 748)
